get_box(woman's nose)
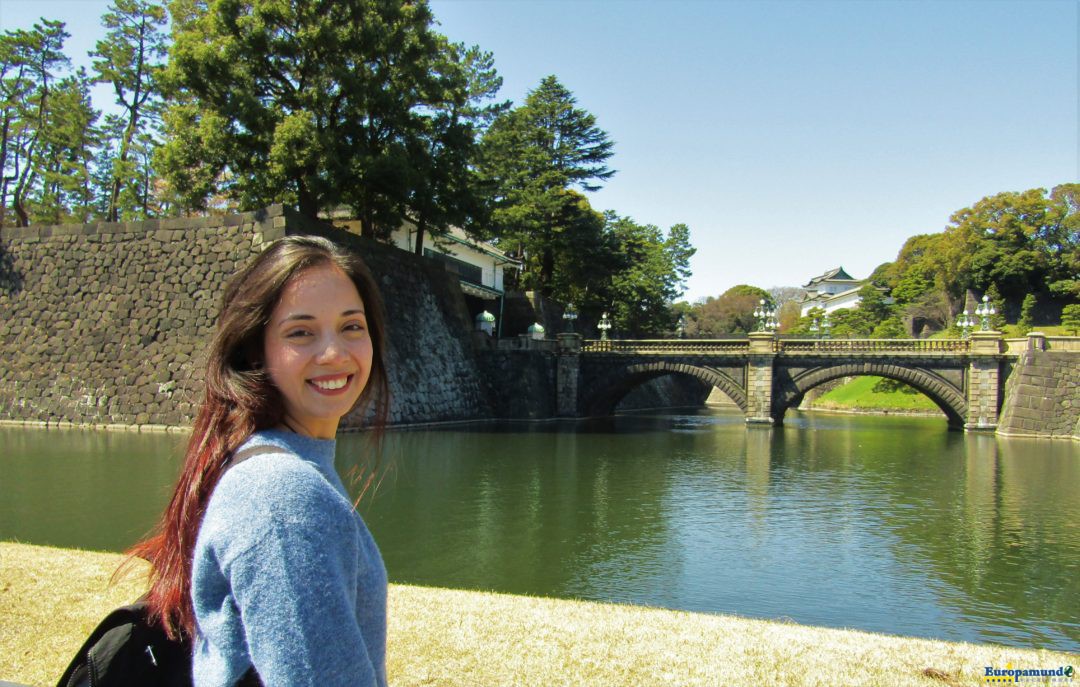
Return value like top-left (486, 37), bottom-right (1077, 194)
top-left (315, 334), bottom-right (348, 364)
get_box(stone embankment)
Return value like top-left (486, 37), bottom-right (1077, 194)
top-left (997, 347), bottom-right (1080, 440)
top-left (0, 206), bottom-right (702, 431)
top-left (0, 206), bottom-right (489, 429)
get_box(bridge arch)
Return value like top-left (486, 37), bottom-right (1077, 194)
top-left (582, 361), bottom-right (747, 417)
top-left (777, 363), bottom-right (967, 428)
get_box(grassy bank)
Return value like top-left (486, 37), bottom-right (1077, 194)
top-left (4, 543), bottom-right (1076, 686)
top-left (808, 376), bottom-right (943, 414)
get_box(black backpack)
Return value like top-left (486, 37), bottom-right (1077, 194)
top-left (56, 445), bottom-right (278, 687)
top-left (56, 600), bottom-right (192, 687)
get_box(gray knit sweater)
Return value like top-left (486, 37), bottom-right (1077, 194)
top-left (191, 429), bottom-right (388, 686)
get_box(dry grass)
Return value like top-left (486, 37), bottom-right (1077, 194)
top-left (2, 541), bottom-right (1075, 686)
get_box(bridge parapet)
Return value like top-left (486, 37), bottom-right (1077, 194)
top-left (582, 339), bottom-right (749, 354)
top-left (581, 337), bottom-right (978, 356)
top-left (777, 338), bottom-right (970, 354)
top-left (1004, 334), bottom-right (1080, 354)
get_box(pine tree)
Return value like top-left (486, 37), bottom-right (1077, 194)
top-left (90, 0), bottom-right (169, 221)
top-left (983, 283), bottom-right (1008, 331)
top-left (478, 75), bottom-right (615, 294)
top-left (1017, 294), bottom-right (1036, 335)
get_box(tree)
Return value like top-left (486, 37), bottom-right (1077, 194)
top-left (1061, 304), bottom-right (1080, 335)
top-left (478, 75), bottom-right (614, 294)
top-left (402, 42), bottom-right (507, 256)
top-left (1, 20), bottom-right (73, 226)
top-left (951, 186), bottom-right (1078, 308)
top-left (685, 285), bottom-right (770, 336)
top-left (29, 68), bottom-right (99, 224)
top-left (602, 215), bottom-right (695, 336)
top-left (90, 0), bottom-right (169, 221)
top-left (871, 316), bottom-right (906, 339)
top-left (1017, 294), bottom-right (1036, 335)
top-left (158, 0), bottom-right (453, 230)
top-left (982, 283), bottom-right (1008, 331)
top-left (0, 28), bottom-right (40, 227)
top-left (856, 283), bottom-right (892, 324)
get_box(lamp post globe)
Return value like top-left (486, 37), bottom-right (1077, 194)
top-left (563, 303), bottom-right (578, 332)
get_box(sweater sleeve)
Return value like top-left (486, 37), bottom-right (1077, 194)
top-left (216, 459), bottom-right (378, 686)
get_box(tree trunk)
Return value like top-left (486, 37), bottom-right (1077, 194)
top-left (414, 217), bottom-right (427, 255)
top-left (0, 113), bottom-right (10, 228)
top-left (360, 209), bottom-right (375, 239)
top-left (13, 187), bottom-right (28, 227)
top-left (297, 181), bottom-right (318, 220)
top-left (540, 246), bottom-right (555, 296)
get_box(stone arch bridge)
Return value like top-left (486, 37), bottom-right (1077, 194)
top-left (553, 331), bottom-right (1011, 431)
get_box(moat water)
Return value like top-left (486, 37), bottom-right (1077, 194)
top-left (2, 408), bottom-right (1077, 651)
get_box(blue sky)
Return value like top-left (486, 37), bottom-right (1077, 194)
top-left (2, 0), bottom-right (1077, 301)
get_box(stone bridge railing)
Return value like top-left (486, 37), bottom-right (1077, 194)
top-left (582, 339), bottom-right (749, 354)
top-left (581, 338), bottom-right (974, 355)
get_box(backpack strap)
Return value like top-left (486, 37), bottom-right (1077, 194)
top-left (228, 444), bottom-right (285, 468)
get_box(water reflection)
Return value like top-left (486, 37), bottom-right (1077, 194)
top-left (2, 414), bottom-right (1077, 651)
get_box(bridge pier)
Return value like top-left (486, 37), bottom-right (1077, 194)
top-left (556, 333), bottom-right (582, 417)
top-left (745, 332), bottom-right (779, 425)
top-left (965, 331), bottom-right (1003, 432)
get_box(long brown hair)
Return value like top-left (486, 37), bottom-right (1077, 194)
top-left (127, 235), bottom-right (390, 639)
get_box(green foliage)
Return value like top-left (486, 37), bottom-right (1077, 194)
top-left (1017, 294), bottom-right (1036, 335)
top-left (90, 0), bottom-right (168, 221)
top-left (871, 377), bottom-right (919, 394)
top-left (872, 185), bottom-right (1078, 336)
top-left (856, 284), bottom-right (890, 321)
top-left (1061, 304), bottom-right (1080, 335)
top-left (603, 216), bottom-right (696, 336)
top-left (826, 308), bottom-right (875, 338)
top-left (158, 0), bottom-right (477, 233)
top-left (684, 284), bottom-right (770, 336)
top-left (1, 19), bottom-right (101, 227)
top-left (478, 75), bottom-right (614, 294)
top-left (982, 283), bottom-right (1008, 331)
top-left (404, 42), bottom-right (507, 254)
top-left (871, 316), bottom-right (906, 339)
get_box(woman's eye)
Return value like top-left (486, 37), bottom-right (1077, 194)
top-left (285, 329), bottom-right (312, 339)
top-left (345, 322), bottom-right (367, 333)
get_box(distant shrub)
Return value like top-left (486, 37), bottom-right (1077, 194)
top-left (872, 377), bottom-right (919, 394)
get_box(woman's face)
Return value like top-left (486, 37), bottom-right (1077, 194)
top-left (264, 264), bottom-right (373, 439)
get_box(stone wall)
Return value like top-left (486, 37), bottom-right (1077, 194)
top-left (0, 206), bottom-right (490, 429)
top-left (997, 350), bottom-right (1080, 440)
top-left (477, 350), bottom-right (557, 419)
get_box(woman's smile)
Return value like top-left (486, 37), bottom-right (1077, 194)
top-left (308, 373), bottom-right (354, 394)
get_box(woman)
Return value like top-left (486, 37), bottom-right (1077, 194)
top-left (128, 235), bottom-right (391, 686)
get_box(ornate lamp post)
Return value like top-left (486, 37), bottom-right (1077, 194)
top-left (822, 312), bottom-right (831, 339)
top-left (753, 299), bottom-right (778, 332)
top-left (809, 317), bottom-right (820, 339)
top-left (563, 303), bottom-right (578, 332)
top-left (957, 309), bottom-right (976, 339)
top-left (676, 315), bottom-right (687, 339)
top-left (975, 295), bottom-right (996, 331)
top-left (598, 311), bottom-right (613, 341)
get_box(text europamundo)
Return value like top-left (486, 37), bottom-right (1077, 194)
top-left (983, 665), bottom-right (1074, 683)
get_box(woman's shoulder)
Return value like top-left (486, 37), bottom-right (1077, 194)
top-left (205, 435), bottom-right (344, 525)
